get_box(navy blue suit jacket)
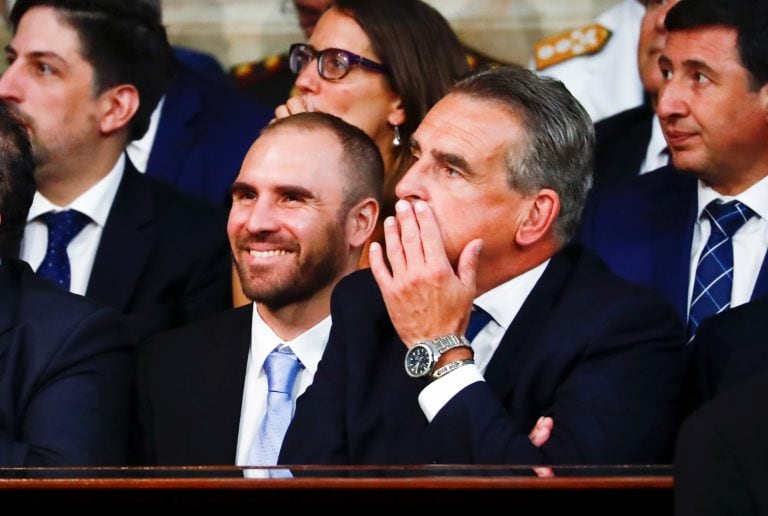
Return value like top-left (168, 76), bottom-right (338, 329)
top-left (675, 369), bottom-right (768, 516)
top-left (146, 64), bottom-right (272, 206)
top-left (0, 258), bottom-right (133, 466)
top-left (84, 159), bottom-right (232, 341)
top-left (134, 305), bottom-right (253, 465)
top-left (280, 245), bottom-right (684, 466)
top-left (578, 165), bottom-right (768, 323)
top-left (593, 103), bottom-right (653, 193)
top-left (683, 295), bottom-right (768, 416)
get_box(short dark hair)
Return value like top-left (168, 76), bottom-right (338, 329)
top-left (665, 0), bottom-right (768, 90)
top-left (263, 112), bottom-right (384, 213)
top-left (10, 0), bottom-right (178, 141)
top-left (332, 0), bottom-right (468, 204)
top-left (451, 65), bottom-right (594, 244)
top-left (0, 101), bottom-right (36, 256)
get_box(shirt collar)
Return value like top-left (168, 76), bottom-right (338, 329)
top-left (696, 173), bottom-right (768, 222)
top-left (26, 153), bottom-right (125, 227)
top-left (473, 258), bottom-right (550, 332)
top-left (250, 304), bottom-right (332, 376)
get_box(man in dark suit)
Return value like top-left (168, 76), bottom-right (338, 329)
top-left (579, 0), bottom-right (768, 338)
top-left (682, 296), bottom-right (768, 416)
top-left (674, 369), bottom-right (768, 516)
top-left (0, 0), bottom-right (232, 341)
top-left (279, 65), bottom-right (684, 467)
top-left (0, 102), bottom-right (133, 467)
top-left (591, 0), bottom-right (679, 193)
top-left (135, 113), bottom-right (382, 469)
top-left (130, 0), bottom-right (273, 207)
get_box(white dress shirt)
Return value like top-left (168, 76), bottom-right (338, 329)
top-left (418, 259), bottom-right (550, 422)
top-left (639, 114), bottom-right (669, 175)
top-left (236, 305), bottom-right (331, 476)
top-left (125, 96), bottom-right (164, 173)
top-left (687, 176), bottom-right (768, 315)
top-left (19, 154), bottom-right (125, 296)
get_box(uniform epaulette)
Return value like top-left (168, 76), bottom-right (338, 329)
top-left (230, 53), bottom-right (292, 87)
top-left (533, 23), bottom-right (612, 71)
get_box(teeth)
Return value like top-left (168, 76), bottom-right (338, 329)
top-left (249, 250), bottom-right (290, 257)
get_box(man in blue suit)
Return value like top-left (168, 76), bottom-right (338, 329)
top-left (279, 65), bottom-right (684, 467)
top-left (0, 102), bottom-right (133, 467)
top-left (0, 0), bottom-right (232, 341)
top-left (129, 0), bottom-right (273, 207)
top-left (579, 0), bottom-right (768, 339)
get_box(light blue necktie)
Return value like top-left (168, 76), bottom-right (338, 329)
top-left (36, 210), bottom-right (90, 290)
top-left (687, 200), bottom-right (754, 343)
top-left (248, 346), bottom-right (303, 476)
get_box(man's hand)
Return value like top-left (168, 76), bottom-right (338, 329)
top-left (369, 199), bottom-right (483, 347)
top-left (528, 416), bottom-right (554, 478)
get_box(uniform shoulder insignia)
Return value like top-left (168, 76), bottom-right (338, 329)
top-left (231, 53), bottom-right (291, 86)
top-left (533, 23), bottom-right (612, 71)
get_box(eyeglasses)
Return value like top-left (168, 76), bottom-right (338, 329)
top-left (288, 43), bottom-right (388, 81)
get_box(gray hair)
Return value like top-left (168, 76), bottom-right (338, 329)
top-left (452, 65), bottom-right (594, 244)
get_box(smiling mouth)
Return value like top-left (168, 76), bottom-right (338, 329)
top-left (249, 250), bottom-right (292, 258)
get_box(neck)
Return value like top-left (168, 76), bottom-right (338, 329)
top-left (35, 138), bottom-right (125, 206)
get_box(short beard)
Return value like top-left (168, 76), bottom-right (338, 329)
top-left (235, 217), bottom-right (349, 310)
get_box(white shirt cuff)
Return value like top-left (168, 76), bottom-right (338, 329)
top-left (417, 364), bottom-right (484, 422)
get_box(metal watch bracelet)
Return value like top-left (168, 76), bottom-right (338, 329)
top-left (429, 358), bottom-right (475, 381)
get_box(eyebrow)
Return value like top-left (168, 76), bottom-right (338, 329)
top-left (5, 44), bottom-right (68, 66)
top-left (681, 58), bottom-right (718, 78)
top-left (410, 138), bottom-right (473, 174)
top-left (433, 149), bottom-right (471, 174)
top-left (230, 181), bottom-right (316, 200)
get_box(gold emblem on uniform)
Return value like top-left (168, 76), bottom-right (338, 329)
top-left (534, 23), bottom-right (611, 70)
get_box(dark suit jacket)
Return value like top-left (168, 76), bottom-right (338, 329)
top-left (280, 245), bottom-right (684, 466)
top-left (578, 165), bottom-right (768, 323)
top-left (0, 258), bottom-right (133, 466)
top-left (146, 64), bottom-right (272, 206)
top-left (683, 296), bottom-right (768, 416)
top-left (134, 305), bottom-right (252, 465)
top-left (85, 159), bottom-right (233, 342)
top-left (674, 370), bottom-right (768, 516)
top-left (593, 102), bottom-right (653, 193)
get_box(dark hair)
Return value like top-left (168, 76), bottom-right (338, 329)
top-left (451, 65), bottom-right (594, 244)
top-left (0, 101), bottom-right (36, 256)
top-left (332, 0), bottom-right (468, 207)
top-left (665, 0), bottom-right (768, 90)
top-left (264, 112), bottom-right (384, 212)
top-left (10, 0), bottom-right (178, 141)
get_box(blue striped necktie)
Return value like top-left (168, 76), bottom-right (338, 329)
top-left (687, 200), bottom-right (754, 343)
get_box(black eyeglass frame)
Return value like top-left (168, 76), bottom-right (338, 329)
top-left (288, 43), bottom-right (389, 80)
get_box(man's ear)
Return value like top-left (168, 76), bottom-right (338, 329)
top-left (515, 188), bottom-right (560, 246)
top-left (98, 84), bottom-right (140, 135)
top-left (347, 198), bottom-right (380, 248)
top-left (760, 83), bottom-right (768, 119)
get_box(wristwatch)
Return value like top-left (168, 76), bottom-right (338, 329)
top-left (404, 334), bottom-right (471, 378)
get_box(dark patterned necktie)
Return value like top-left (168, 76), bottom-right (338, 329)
top-left (36, 210), bottom-right (90, 290)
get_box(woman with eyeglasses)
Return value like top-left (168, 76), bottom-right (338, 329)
top-left (275, 0), bottom-right (468, 266)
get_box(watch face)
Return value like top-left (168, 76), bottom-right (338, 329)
top-left (405, 345), bottom-right (433, 378)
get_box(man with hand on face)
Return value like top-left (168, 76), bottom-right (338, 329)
top-left (135, 112), bottom-right (381, 472)
top-left (279, 65), bottom-right (684, 468)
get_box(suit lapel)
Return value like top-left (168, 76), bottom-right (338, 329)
top-left (145, 67), bottom-right (202, 186)
top-left (484, 248), bottom-right (578, 401)
top-left (86, 160), bottom-right (156, 311)
top-left (0, 260), bottom-right (20, 360)
top-left (189, 305), bottom-right (252, 461)
top-left (650, 168), bottom-right (699, 320)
